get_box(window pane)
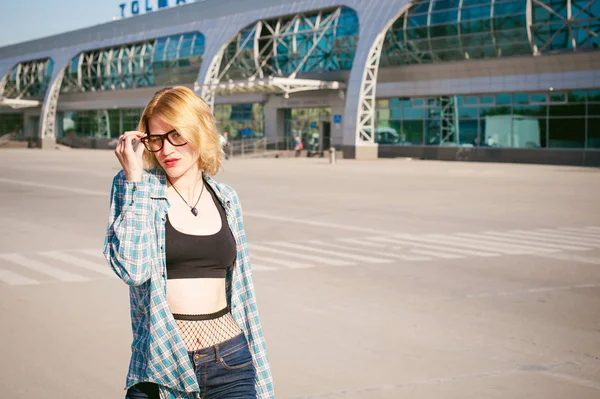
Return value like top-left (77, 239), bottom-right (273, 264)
top-left (550, 93), bottom-right (566, 102)
top-left (549, 104), bottom-right (586, 117)
top-left (458, 107), bottom-right (478, 118)
top-left (568, 91), bottom-right (586, 103)
top-left (531, 93), bottom-right (548, 103)
top-left (588, 90), bottom-right (600, 102)
top-left (513, 93), bottom-right (529, 104)
top-left (464, 96), bottom-right (478, 105)
top-left (513, 104), bottom-right (547, 117)
top-left (512, 116), bottom-right (544, 147)
top-left (402, 120), bottom-right (424, 144)
top-left (480, 95), bottom-right (494, 104)
top-left (496, 94), bottom-right (511, 105)
top-left (403, 107), bottom-right (425, 119)
top-left (548, 118), bottom-right (585, 148)
top-left (458, 119), bottom-right (479, 145)
top-left (588, 118), bottom-right (600, 148)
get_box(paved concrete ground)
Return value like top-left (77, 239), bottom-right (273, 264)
top-left (0, 149), bottom-right (599, 399)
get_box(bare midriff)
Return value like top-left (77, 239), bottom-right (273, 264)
top-left (167, 278), bottom-right (228, 315)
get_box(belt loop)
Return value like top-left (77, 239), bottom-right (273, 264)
top-left (214, 343), bottom-right (221, 363)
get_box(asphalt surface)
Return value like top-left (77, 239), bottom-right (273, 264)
top-left (0, 149), bottom-right (599, 399)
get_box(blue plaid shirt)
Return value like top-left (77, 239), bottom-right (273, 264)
top-left (103, 169), bottom-right (275, 399)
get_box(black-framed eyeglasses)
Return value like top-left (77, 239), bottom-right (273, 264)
top-left (140, 129), bottom-right (188, 152)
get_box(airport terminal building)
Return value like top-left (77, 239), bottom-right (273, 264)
top-left (1, 0), bottom-right (599, 165)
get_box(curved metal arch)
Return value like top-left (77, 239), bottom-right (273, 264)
top-left (205, 7), bottom-right (358, 92)
top-left (1, 58), bottom-right (54, 100)
top-left (0, 66), bottom-right (13, 99)
top-left (40, 63), bottom-right (69, 140)
top-left (356, 3), bottom-right (413, 144)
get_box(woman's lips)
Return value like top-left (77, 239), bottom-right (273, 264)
top-left (164, 159), bottom-right (180, 167)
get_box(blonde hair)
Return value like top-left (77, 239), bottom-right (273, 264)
top-left (138, 86), bottom-right (223, 176)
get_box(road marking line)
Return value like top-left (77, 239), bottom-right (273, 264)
top-left (0, 177), bottom-right (105, 196)
top-left (250, 264), bottom-right (278, 271)
top-left (0, 267), bottom-right (39, 285)
top-left (384, 235), bottom-right (500, 257)
top-left (512, 230), bottom-right (600, 247)
top-left (268, 241), bottom-right (394, 264)
top-left (489, 230), bottom-right (593, 248)
top-left (408, 249), bottom-right (463, 259)
top-left (0, 253), bottom-right (89, 282)
top-left (244, 212), bottom-right (395, 235)
top-left (426, 234), bottom-right (538, 255)
top-left (481, 231), bottom-right (590, 251)
top-left (77, 249), bottom-right (106, 259)
top-left (251, 254), bottom-right (313, 269)
top-left (249, 244), bottom-right (353, 266)
top-left (307, 239), bottom-right (432, 261)
top-left (534, 229), bottom-right (600, 245)
top-left (558, 227), bottom-right (600, 239)
top-left (430, 284), bottom-right (599, 301)
top-left (532, 252), bottom-right (600, 265)
top-left (455, 233), bottom-right (557, 253)
top-left (39, 251), bottom-right (115, 277)
top-left (540, 370), bottom-right (600, 391)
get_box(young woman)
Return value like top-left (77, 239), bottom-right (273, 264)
top-left (103, 86), bottom-right (274, 399)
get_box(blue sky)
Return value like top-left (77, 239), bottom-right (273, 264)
top-left (0, 0), bottom-right (192, 47)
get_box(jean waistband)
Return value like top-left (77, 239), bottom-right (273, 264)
top-left (188, 332), bottom-right (247, 365)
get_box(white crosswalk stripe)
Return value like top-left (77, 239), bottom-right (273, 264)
top-left (533, 252), bottom-right (600, 265)
top-left (268, 241), bottom-right (394, 264)
top-left (377, 235), bottom-right (500, 257)
top-left (0, 253), bottom-right (89, 282)
top-left (558, 228), bottom-right (600, 239)
top-left (248, 244), bottom-right (353, 266)
top-left (454, 233), bottom-right (558, 253)
top-left (251, 254), bottom-right (313, 269)
top-left (39, 251), bottom-right (115, 277)
top-left (0, 225), bottom-right (598, 285)
top-left (0, 267), bottom-right (39, 286)
top-left (534, 229), bottom-right (600, 245)
top-left (331, 237), bottom-right (464, 260)
top-left (308, 239), bottom-right (436, 260)
top-left (511, 230), bottom-right (600, 247)
top-left (481, 231), bottom-right (590, 251)
top-left (424, 234), bottom-right (534, 255)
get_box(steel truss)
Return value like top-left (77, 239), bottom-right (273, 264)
top-left (0, 58), bottom-right (53, 108)
top-left (62, 32), bottom-right (204, 93)
top-left (357, 33), bottom-right (385, 143)
top-left (530, 0), bottom-right (600, 54)
top-left (201, 7), bottom-right (357, 108)
top-left (62, 41), bottom-right (155, 92)
top-left (40, 65), bottom-right (67, 139)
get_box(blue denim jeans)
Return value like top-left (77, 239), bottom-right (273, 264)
top-left (125, 333), bottom-right (256, 399)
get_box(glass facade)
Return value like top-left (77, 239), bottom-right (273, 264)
top-left (2, 58), bottom-right (54, 99)
top-left (219, 7), bottom-right (359, 80)
top-left (0, 113), bottom-right (24, 136)
top-left (376, 89), bottom-right (600, 149)
top-left (284, 108), bottom-right (331, 150)
top-left (381, 0), bottom-right (600, 66)
top-left (214, 103), bottom-right (264, 140)
top-left (61, 32), bottom-right (204, 93)
top-left (58, 109), bottom-right (143, 138)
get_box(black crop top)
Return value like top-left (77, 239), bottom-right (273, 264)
top-left (165, 183), bottom-right (237, 279)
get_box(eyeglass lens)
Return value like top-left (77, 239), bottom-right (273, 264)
top-left (143, 130), bottom-right (187, 151)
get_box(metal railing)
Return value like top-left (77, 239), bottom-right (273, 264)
top-left (228, 137), bottom-right (268, 158)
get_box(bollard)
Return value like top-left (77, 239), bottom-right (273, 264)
top-left (329, 146), bottom-right (336, 164)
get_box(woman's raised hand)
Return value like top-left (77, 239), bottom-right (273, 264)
top-left (115, 131), bottom-right (146, 182)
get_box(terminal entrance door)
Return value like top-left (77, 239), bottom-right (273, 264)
top-left (283, 107), bottom-right (331, 152)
